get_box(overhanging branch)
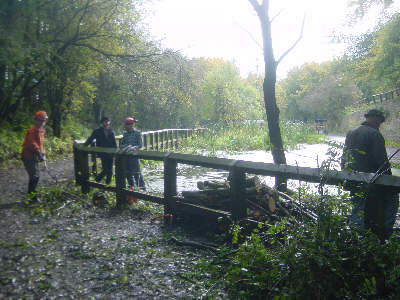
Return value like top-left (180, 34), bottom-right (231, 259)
top-left (276, 14), bottom-right (305, 66)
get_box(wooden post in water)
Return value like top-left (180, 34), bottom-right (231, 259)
top-left (115, 153), bottom-right (127, 209)
top-left (164, 154), bottom-right (177, 220)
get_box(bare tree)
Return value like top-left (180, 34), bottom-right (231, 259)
top-left (248, 0), bottom-right (304, 191)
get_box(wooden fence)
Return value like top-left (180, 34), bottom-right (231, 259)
top-left (88, 128), bottom-right (206, 176)
top-left (363, 88), bottom-right (400, 104)
top-left (73, 143), bottom-right (400, 222)
top-left (116, 128), bottom-right (206, 151)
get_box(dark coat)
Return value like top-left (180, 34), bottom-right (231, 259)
top-left (84, 127), bottom-right (117, 148)
top-left (341, 121), bottom-right (390, 175)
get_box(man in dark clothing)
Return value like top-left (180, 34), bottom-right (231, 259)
top-left (84, 117), bottom-right (117, 184)
top-left (341, 109), bottom-right (399, 240)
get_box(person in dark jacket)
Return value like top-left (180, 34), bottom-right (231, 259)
top-left (84, 117), bottom-right (117, 184)
top-left (341, 109), bottom-right (399, 240)
top-left (21, 110), bottom-right (48, 202)
top-left (120, 117), bottom-right (145, 189)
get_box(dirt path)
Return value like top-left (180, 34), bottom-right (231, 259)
top-left (0, 156), bottom-right (224, 299)
top-left (0, 157), bottom-right (75, 205)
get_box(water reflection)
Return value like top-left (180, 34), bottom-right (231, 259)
top-left (143, 136), bottom-right (346, 195)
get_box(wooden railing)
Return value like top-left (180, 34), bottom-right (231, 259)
top-left (88, 128), bottom-right (206, 176)
top-left (116, 128), bottom-right (207, 151)
top-left (363, 88), bottom-right (400, 104)
top-left (73, 144), bottom-right (400, 222)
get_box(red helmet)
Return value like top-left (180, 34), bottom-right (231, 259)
top-left (124, 117), bottom-right (137, 125)
top-left (34, 110), bottom-right (48, 121)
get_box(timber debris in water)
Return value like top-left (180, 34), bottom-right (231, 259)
top-left (180, 176), bottom-right (317, 223)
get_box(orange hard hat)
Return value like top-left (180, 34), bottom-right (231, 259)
top-left (124, 117), bottom-right (137, 125)
top-left (34, 110), bottom-right (48, 121)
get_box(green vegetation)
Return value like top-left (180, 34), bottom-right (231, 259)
top-left (196, 193), bottom-right (400, 299)
top-left (180, 122), bottom-right (326, 155)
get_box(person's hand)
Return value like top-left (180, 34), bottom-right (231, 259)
top-left (36, 150), bottom-right (45, 162)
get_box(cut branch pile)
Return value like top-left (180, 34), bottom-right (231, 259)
top-left (180, 176), bottom-right (317, 223)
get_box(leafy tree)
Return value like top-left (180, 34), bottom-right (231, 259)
top-left (280, 61), bottom-right (359, 128)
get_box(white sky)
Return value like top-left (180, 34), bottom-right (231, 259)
top-left (143, 0), bottom-right (398, 79)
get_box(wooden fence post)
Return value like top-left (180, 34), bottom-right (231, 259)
top-left (160, 131), bottom-right (164, 150)
top-left (169, 130), bottom-right (173, 149)
top-left (143, 133), bottom-right (148, 150)
top-left (164, 154), bottom-right (177, 219)
top-left (115, 152), bottom-right (127, 209)
top-left (150, 132), bottom-right (154, 150)
top-left (155, 132), bottom-right (159, 151)
top-left (90, 141), bottom-right (97, 177)
top-left (80, 149), bottom-right (90, 194)
top-left (73, 142), bottom-right (81, 186)
top-left (229, 162), bottom-right (246, 220)
top-left (174, 130), bottom-right (178, 149)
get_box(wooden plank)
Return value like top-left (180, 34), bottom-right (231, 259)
top-left (234, 160), bottom-right (400, 189)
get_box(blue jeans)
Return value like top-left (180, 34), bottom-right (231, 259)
top-left (126, 157), bottom-right (145, 188)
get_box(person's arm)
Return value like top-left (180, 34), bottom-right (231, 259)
top-left (341, 133), bottom-right (351, 170)
top-left (119, 133), bottom-right (126, 149)
top-left (110, 130), bottom-right (117, 148)
top-left (370, 132), bottom-right (391, 174)
top-left (84, 129), bottom-right (97, 146)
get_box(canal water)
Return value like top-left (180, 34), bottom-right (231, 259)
top-left (143, 136), bottom-right (347, 195)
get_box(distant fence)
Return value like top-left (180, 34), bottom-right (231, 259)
top-left (88, 128), bottom-right (206, 176)
top-left (116, 128), bottom-right (206, 151)
top-left (362, 88), bottom-right (400, 104)
top-left (73, 142), bottom-right (400, 223)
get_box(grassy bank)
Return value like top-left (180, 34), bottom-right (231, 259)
top-left (180, 121), bottom-right (326, 154)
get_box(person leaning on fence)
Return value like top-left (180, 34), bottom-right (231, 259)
top-left (84, 117), bottom-right (117, 184)
top-left (341, 109), bottom-right (399, 241)
top-left (21, 110), bottom-right (48, 203)
top-left (120, 117), bottom-right (146, 189)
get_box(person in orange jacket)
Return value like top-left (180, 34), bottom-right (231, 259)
top-left (21, 110), bottom-right (48, 202)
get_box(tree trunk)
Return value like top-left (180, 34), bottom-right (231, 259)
top-left (250, 0), bottom-right (287, 191)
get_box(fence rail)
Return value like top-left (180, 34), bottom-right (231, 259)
top-left (73, 143), bottom-right (400, 222)
top-left (362, 88), bottom-right (400, 104)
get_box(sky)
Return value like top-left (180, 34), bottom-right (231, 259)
top-left (142, 0), bottom-right (397, 79)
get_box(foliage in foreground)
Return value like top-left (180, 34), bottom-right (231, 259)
top-left (181, 122), bottom-right (325, 155)
top-left (198, 194), bottom-right (400, 299)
